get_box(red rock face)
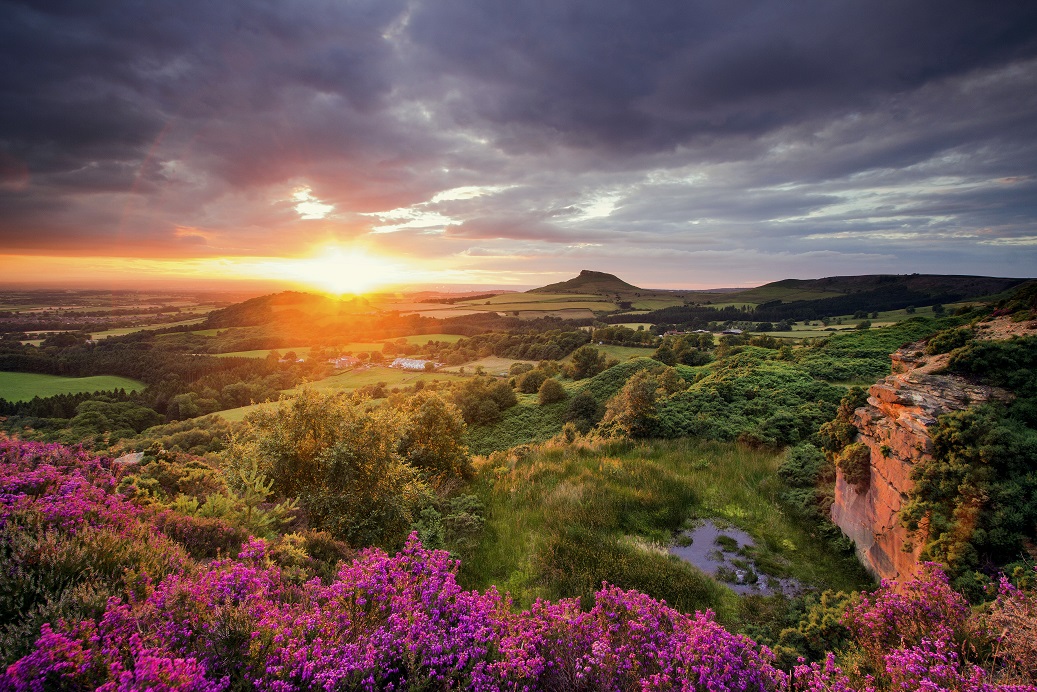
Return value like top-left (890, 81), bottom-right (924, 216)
top-left (830, 336), bottom-right (1012, 582)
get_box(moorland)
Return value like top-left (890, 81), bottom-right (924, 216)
top-left (1, 271), bottom-right (1035, 690)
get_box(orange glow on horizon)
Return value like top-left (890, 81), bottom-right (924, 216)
top-left (245, 245), bottom-right (415, 295)
top-left (0, 250), bottom-right (533, 291)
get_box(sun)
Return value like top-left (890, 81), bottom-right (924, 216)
top-left (281, 245), bottom-right (409, 295)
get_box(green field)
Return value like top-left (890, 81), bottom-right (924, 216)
top-left (396, 333), bottom-right (466, 345)
top-left (157, 328), bottom-right (222, 338)
top-left (439, 356), bottom-right (537, 375)
top-left (296, 367), bottom-right (452, 394)
top-left (213, 347), bottom-right (313, 359)
top-left (211, 335), bottom-right (465, 359)
top-left (630, 298), bottom-right (685, 310)
top-left (0, 372), bottom-right (146, 402)
top-left (212, 400), bottom-right (283, 423)
top-left (480, 301), bottom-right (618, 312)
top-left (90, 317), bottom-right (208, 339)
top-left (576, 344), bottom-right (657, 362)
top-left (460, 293), bottom-right (600, 306)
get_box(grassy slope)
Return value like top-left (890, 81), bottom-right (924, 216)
top-left (0, 372), bottom-right (146, 402)
top-left (459, 438), bottom-right (873, 623)
top-left (212, 367), bottom-right (454, 421)
top-left (465, 358), bottom-right (662, 454)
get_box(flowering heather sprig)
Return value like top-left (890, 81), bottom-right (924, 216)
top-left (843, 563), bottom-right (971, 651)
top-left (792, 565), bottom-right (1037, 692)
top-left (0, 437), bottom-right (135, 533)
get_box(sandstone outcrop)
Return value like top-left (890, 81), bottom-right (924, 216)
top-left (830, 319), bottom-right (1024, 581)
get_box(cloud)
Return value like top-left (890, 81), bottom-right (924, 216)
top-left (1, 0), bottom-right (1035, 283)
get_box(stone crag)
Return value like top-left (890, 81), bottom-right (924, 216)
top-left (830, 319), bottom-right (1025, 581)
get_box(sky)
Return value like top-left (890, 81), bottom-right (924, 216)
top-left (1, 0), bottom-right (1036, 291)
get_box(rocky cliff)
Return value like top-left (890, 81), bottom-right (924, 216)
top-left (830, 318), bottom-right (1023, 581)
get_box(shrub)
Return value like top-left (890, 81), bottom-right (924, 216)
top-left (154, 511), bottom-right (248, 559)
top-left (516, 369), bottom-right (548, 393)
top-left (778, 443), bottom-right (828, 488)
top-left (925, 326), bottom-right (975, 355)
top-left (537, 377), bottom-right (566, 404)
top-left (838, 442), bottom-right (871, 493)
top-left (564, 389), bottom-right (601, 432)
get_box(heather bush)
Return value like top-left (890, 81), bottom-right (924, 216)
top-left (4, 530), bottom-right (787, 691)
top-left (153, 510), bottom-right (249, 559)
top-left (5, 438), bottom-right (1036, 692)
top-left (791, 564), bottom-right (1037, 692)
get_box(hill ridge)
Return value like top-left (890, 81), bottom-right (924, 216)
top-left (529, 270), bottom-right (642, 295)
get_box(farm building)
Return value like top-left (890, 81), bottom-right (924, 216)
top-left (328, 356), bottom-right (361, 369)
top-left (721, 328), bottom-right (743, 335)
top-left (390, 357), bottom-right (436, 371)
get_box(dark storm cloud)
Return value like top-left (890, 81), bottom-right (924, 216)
top-left (406, 0), bottom-right (1037, 153)
top-left (1, 0), bottom-right (1036, 281)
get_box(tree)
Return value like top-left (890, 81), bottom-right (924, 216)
top-left (600, 370), bottom-right (659, 438)
top-left (222, 391), bottom-right (434, 550)
top-left (537, 377), bottom-right (566, 405)
top-left (517, 369), bottom-right (548, 393)
top-left (394, 391), bottom-right (471, 487)
top-left (652, 343), bottom-right (677, 365)
top-left (567, 346), bottom-right (609, 380)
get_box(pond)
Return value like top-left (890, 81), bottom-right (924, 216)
top-left (669, 519), bottom-right (801, 595)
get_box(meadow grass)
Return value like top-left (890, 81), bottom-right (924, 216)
top-left (293, 367), bottom-right (453, 393)
top-left (459, 437), bottom-right (873, 624)
top-left (572, 344), bottom-right (657, 362)
top-left (459, 293), bottom-right (601, 305)
top-left (213, 336), bottom-right (464, 359)
top-left (213, 367), bottom-right (455, 421)
top-left (630, 298), bottom-right (685, 310)
top-left (439, 356), bottom-right (538, 374)
top-left (212, 400), bottom-right (283, 422)
top-left (0, 372), bottom-right (146, 402)
top-left (213, 346), bottom-right (314, 359)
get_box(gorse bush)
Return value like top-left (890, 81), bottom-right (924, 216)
top-left (795, 316), bottom-right (961, 382)
top-left (657, 349), bottom-right (843, 446)
top-left (837, 443), bottom-right (871, 494)
top-left (537, 376), bottom-right (566, 405)
top-left (225, 390), bottom-right (474, 551)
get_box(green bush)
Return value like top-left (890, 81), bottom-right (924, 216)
top-left (537, 377), bottom-right (567, 405)
top-left (924, 327), bottom-right (975, 355)
top-left (778, 443), bottom-right (828, 488)
top-left (838, 442), bottom-right (871, 493)
top-left (517, 369), bottom-right (548, 394)
top-left (538, 527), bottom-right (728, 614)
